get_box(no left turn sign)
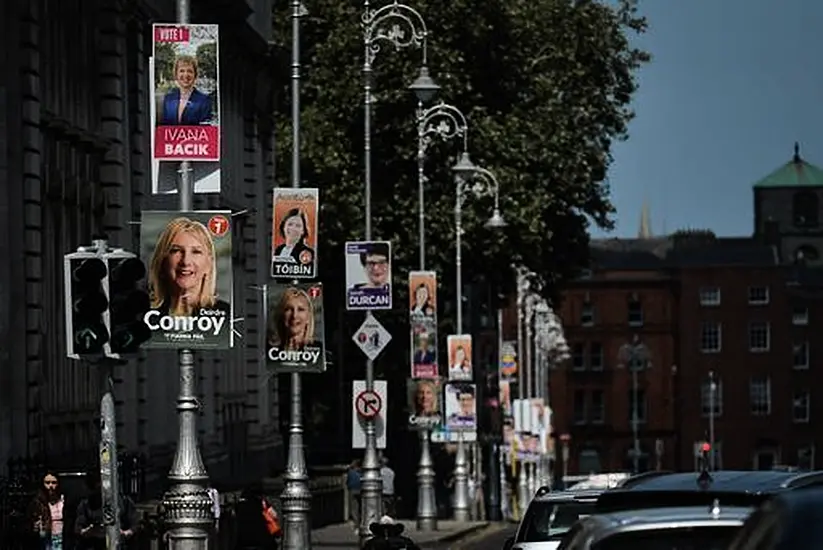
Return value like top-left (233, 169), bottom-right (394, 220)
top-left (355, 390), bottom-right (382, 419)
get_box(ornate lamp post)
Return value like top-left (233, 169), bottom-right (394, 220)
top-left (618, 335), bottom-right (650, 474)
top-left (361, 0), bottom-right (435, 541)
top-left (450, 156), bottom-right (506, 521)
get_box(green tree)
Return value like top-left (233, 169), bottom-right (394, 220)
top-left (196, 42), bottom-right (218, 82)
top-left (154, 42), bottom-right (176, 87)
top-left (268, 0), bottom-right (648, 438)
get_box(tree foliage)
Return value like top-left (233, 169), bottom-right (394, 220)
top-left (268, 0), bottom-right (648, 435)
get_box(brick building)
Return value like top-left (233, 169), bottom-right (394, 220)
top-left (550, 145), bottom-right (823, 473)
top-left (0, 0), bottom-right (281, 483)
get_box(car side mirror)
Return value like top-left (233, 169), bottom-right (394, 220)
top-left (503, 536), bottom-right (515, 550)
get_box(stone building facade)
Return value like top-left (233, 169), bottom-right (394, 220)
top-left (0, 0), bottom-right (281, 484)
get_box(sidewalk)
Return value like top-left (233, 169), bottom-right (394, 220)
top-left (312, 520), bottom-right (490, 547)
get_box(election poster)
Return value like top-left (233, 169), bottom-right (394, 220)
top-left (139, 211), bottom-right (233, 349)
top-left (499, 341), bottom-right (517, 380)
top-left (151, 24), bottom-right (221, 194)
top-left (271, 188), bottom-right (319, 279)
top-left (410, 319), bottom-right (438, 378)
top-left (407, 378), bottom-right (442, 430)
top-left (265, 283), bottom-right (326, 373)
top-left (444, 382), bottom-right (477, 431)
top-left (345, 241), bottom-right (392, 311)
top-left (447, 334), bottom-right (473, 381)
top-left (409, 271), bottom-right (437, 320)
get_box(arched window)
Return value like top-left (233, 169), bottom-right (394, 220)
top-left (795, 244), bottom-right (820, 264)
top-left (793, 191), bottom-right (819, 227)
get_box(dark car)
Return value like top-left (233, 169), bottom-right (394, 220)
top-left (726, 486), bottom-right (823, 550)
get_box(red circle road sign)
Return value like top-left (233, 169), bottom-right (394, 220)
top-left (355, 390), bottom-right (382, 419)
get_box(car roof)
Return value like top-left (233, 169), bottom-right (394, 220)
top-left (584, 505), bottom-right (750, 546)
top-left (534, 488), bottom-right (605, 503)
top-left (597, 470), bottom-right (823, 512)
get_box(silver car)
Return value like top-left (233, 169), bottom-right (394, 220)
top-left (557, 503), bottom-right (750, 550)
top-left (503, 489), bottom-right (603, 550)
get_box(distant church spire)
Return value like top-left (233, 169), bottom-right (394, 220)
top-left (794, 141), bottom-right (801, 163)
top-left (638, 201), bottom-right (652, 239)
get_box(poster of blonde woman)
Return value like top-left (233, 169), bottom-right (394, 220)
top-left (140, 211), bottom-right (233, 349)
top-left (447, 334), bottom-right (473, 381)
top-left (265, 283), bottom-right (326, 373)
top-left (407, 378), bottom-right (442, 430)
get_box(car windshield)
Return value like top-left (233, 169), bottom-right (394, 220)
top-left (517, 501), bottom-right (596, 542)
top-left (593, 525), bottom-right (740, 550)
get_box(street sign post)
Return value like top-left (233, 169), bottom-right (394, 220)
top-left (355, 390), bottom-right (382, 419)
top-left (353, 316), bottom-right (392, 360)
top-left (352, 380), bottom-right (387, 449)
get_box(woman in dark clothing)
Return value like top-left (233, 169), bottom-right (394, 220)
top-left (74, 467), bottom-right (138, 550)
top-left (235, 485), bottom-right (279, 550)
top-left (363, 516), bottom-right (420, 550)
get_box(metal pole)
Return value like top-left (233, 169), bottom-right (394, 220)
top-left (631, 355), bottom-right (640, 474)
top-left (525, 302), bottom-right (536, 496)
top-left (280, 1), bottom-right (312, 548)
top-left (414, 100), bottom-right (437, 532)
top-left (515, 275), bottom-right (528, 516)
top-left (487, 306), bottom-right (504, 521)
top-left (452, 178), bottom-right (469, 522)
top-left (99, 361), bottom-right (122, 550)
top-left (360, 2), bottom-right (383, 543)
top-left (164, 1), bottom-right (213, 548)
top-left (708, 370), bottom-right (716, 471)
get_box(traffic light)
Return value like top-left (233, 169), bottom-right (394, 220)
top-left (64, 254), bottom-right (110, 358)
top-left (105, 252), bottom-right (152, 356)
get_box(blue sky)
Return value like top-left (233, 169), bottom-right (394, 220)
top-left (599, 0), bottom-right (823, 238)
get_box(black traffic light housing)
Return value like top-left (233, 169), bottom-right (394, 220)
top-left (67, 257), bottom-right (110, 355)
top-left (106, 255), bottom-right (152, 355)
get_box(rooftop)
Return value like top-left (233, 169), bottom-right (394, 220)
top-left (753, 142), bottom-right (823, 189)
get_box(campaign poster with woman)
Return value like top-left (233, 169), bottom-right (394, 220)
top-left (410, 320), bottom-right (438, 379)
top-left (407, 378), bottom-right (442, 430)
top-left (447, 334), bottom-right (473, 381)
top-left (265, 283), bottom-right (326, 373)
top-left (152, 24), bottom-right (220, 162)
top-left (444, 383), bottom-right (476, 431)
top-left (408, 271), bottom-right (436, 319)
top-left (140, 211), bottom-right (233, 349)
top-left (271, 188), bottom-right (319, 279)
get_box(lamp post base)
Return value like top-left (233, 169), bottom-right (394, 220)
top-left (163, 483), bottom-right (213, 550)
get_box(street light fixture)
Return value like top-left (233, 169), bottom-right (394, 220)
top-left (408, 66), bottom-right (440, 103)
top-left (450, 162), bottom-right (505, 521)
top-left (362, 0), bottom-right (433, 541)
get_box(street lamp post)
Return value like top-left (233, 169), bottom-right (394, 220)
top-left (280, 2), bottom-right (312, 548)
top-left (619, 335), bottom-right (649, 474)
top-left (451, 156), bottom-right (506, 522)
top-left (362, 0), bottom-right (434, 540)
top-left (515, 270), bottom-right (530, 516)
top-left (524, 295), bottom-right (536, 496)
top-left (411, 97), bottom-right (471, 531)
top-left (708, 370), bottom-right (716, 471)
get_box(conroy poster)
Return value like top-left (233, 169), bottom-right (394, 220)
top-left (271, 188), bottom-right (319, 279)
top-left (151, 24), bottom-right (221, 194)
top-left (265, 283), bottom-right (326, 373)
top-left (140, 211), bottom-right (233, 349)
top-left (345, 241), bottom-right (392, 311)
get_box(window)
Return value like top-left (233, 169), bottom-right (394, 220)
top-left (700, 322), bottom-right (722, 353)
top-left (590, 390), bottom-right (605, 424)
top-left (571, 343), bottom-right (585, 371)
top-left (754, 449), bottom-right (778, 471)
top-left (628, 298), bottom-right (644, 326)
top-left (700, 379), bottom-right (723, 417)
top-left (792, 392), bottom-right (810, 423)
top-left (748, 286), bottom-right (770, 305)
top-left (793, 341), bottom-right (809, 370)
top-left (748, 321), bottom-right (770, 352)
top-left (693, 441), bottom-right (723, 471)
top-left (589, 342), bottom-right (604, 370)
top-left (628, 389), bottom-right (647, 424)
top-left (699, 287), bottom-right (721, 306)
top-left (578, 449), bottom-right (602, 474)
top-left (795, 244), bottom-right (820, 264)
top-left (793, 306), bottom-right (809, 325)
top-left (573, 390), bottom-right (586, 424)
top-left (798, 445), bottom-right (816, 470)
top-left (581, 301), bottom-right (594, 326)
top-left (793, 190), bottom-right (819, 227)
top-left (750, 377), bottom-right (771, 416)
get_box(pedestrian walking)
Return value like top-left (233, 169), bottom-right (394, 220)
top-left (380, 456), bottom-right (395, 517)
top-left (346, 459), bottom-right (362, 534)
top-left (235, 485), bottom-right (280, 550)
top-left (27, 471), bottom-right (67, 550)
